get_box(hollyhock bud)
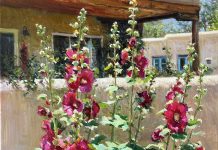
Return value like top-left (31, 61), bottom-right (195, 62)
top-left (164, 101), bottom-right (188, 133)
top-left (151, 129), bottom-right (164, 142)
top-left (128, 37), bottom-right (137, 48)
top-left (37, 106), bottom-right (47, 116)
top-left (137, 91), bottom-right (152, 108)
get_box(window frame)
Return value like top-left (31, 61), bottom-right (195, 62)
top-left (0, 28), bottom-right (19, 66)
top-left (177, 55), bottom-right (188, 72)
top-left (52, 32), bottom-right (104, 49)
top-left (152, 56), bottom-right (167, 71)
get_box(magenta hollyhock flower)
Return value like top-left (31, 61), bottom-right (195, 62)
top-left (164, 101), bottom-right (188, 133)
top-left (66, 48), bottom-right (77, 61)
top-left (151, 129), bottom-right (164, 142)
top-left (37, 106), bottom-right (47, 116)
top-left (67, 139), bottom-right (90, 150)
top-left (134, 55), bottom-right (149, 70)
top-left (83, 101), bottom-right (100, 120)
top-left (65, 64), bottom-right (74, 80)
top-left (128, 37), bottom-right (137, 48)
top-left (121, 50), bottom-right (129, 65)
top-left (78, 69), bottom-right (94, 93)
top-left (137, 91), bottom-right (152, 108)
top-left (62, 91), bottom-right (83, 116)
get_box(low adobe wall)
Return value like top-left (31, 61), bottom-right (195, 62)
top-left (1, 75), bottom-right (218, 149)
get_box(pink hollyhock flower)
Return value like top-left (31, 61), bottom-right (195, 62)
top-left (121, 50), bottom-right (129, 65)
top-left (134, 55), bottom-right (149, 70)
top-left (78, 69), bottom-right (94, 93)
top-left (151, 129), bottom-right (164, 142)
top-left (37, 106), bottom-right (47, 116)
top-left (164, 101), bottom-right (188, 133)
top-left (83, 101), bottom-right (100, 120)
top-left (137, 91), bottom-right (152, 108)
top-left (62, 91), bottom-right (83, 116)
top-left (67, 139), bottom-right (90, 150)
top-left (128, 37), bottom-right (137, 48)
top-left (66, 49), bottom-right (77, 61)
top-left (65, 64), bottom-right (74, 80)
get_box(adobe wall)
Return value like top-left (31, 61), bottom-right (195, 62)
top-left (142, 31), bottom-right (218, 70)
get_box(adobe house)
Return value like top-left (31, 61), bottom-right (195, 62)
top-left (0, 0), bottom-right (201, 77)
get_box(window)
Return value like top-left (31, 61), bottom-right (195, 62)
top-left (152, 56), bottom-right (167, 71)
top-left (52, 33), bottom-right (103, 77)
top-left (177, 55), bottom-right (188, 72)
top-left (0, 28), bottom-right (18, 77)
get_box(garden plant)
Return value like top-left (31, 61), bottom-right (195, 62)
top-left (35, 1), bottom-right (207, 150)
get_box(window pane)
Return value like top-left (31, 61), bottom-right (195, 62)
top-left (0, 33), bottom-right (14, 77)
top-left (53, 35), bottom-right (70, 77)
top-left (161, 58), bottom-right (167, 71)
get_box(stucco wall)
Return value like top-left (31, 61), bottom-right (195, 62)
top-left (0, 6), bottom-right (108, 55)
top-left (1, 76), bottom-right (218, 149)
top-left (143, 31), bottom-right (218, 70)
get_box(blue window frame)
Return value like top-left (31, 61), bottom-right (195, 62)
top-left (152, 56), bottom-right (167, 71)
top-left (177, 55), bottom-right (188, 72)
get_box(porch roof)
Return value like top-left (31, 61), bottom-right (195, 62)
top-left (1, 0), bottom-right (200, 21)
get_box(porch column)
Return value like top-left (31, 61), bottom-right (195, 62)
top-left (192, 20), bottom-right (200, 72)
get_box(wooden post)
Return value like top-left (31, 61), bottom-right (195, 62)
top-left (137, 22), bottom-right (144, 37)
top-left (192, 20), bottom-right (200, 72)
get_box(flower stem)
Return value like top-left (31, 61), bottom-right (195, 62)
top-left (134, 110), bottom-right (142, 142)
top-left (128, 85), bottom-right (134, 142)
top-left (165, 135), bottom-right (170, 150)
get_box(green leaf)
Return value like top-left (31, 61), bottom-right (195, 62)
top-left (104, 63), bottom-right (113, 71)
top-left (37, 94), bottom-right (47, 100)
top-left (159, 128), bottom-right (170, 137)
top-left (91, 134), bottom-right (107, 145)
top-left (106, 85), bottom-right (118, 93)
top-left (93, 144), bottom-right (107, 150)
top-left (146, 143), bottom-right (164, 150)
top-left (171, 133), bottom-right (187, 140)
top-left (180, 144), bottom-right (195, 150)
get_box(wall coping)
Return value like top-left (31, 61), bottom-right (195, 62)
top-left (1, 75), bottom-right (218, 92)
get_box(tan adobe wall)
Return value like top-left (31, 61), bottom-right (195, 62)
top-left (0, 6), bottom-right (108, 56)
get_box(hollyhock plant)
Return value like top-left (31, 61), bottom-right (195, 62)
top-left (62, 91), bottom-right (83, 116)
top-left (149, 45), bottom-right (207, 150)
top-left (36, 8), bottom-right (101, 150)
top-left (164, 101), bottom-right (188, 133)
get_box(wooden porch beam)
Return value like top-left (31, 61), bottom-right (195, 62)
top-left (192, 20), bottom-right (200, 72)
